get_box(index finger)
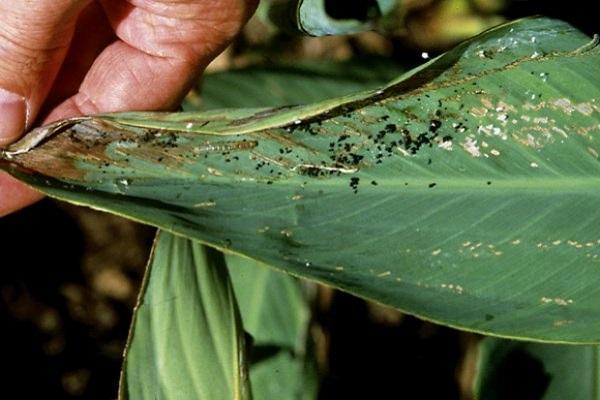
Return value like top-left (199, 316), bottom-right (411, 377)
top-left (45, 0), bottom-right (258, 120)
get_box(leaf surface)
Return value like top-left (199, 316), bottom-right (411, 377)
top-left (2, 18), bottom-right (599, 342)
top-left (119, 232), bottom-right (250, 399)
top-left (249, 350), bottom-right (319, 400)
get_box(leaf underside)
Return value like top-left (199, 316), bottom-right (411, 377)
top-left (2, 17), bottom-right (600, 343)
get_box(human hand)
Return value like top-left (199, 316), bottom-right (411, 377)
top-left (0, 0), bottom-right (257, 216)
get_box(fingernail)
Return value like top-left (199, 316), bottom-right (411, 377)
top-left (0, 88), bottom-right (27, 147)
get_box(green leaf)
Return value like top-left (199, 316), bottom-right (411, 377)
top-left (267, 0), bottom-right (398, 36)
top-left (250, 350), bottom-right (319, 400)
top-left (2, 17), bottom-right (600, 342)
top-left (119, 232), bottom-right (250, 400)
top-left (474, 338), bottom-right (600, 400)
top-left (227, 256), bottom-right (310, 350)
top-left (185, 58), bottom-right (406, 110)
top-left (227, 256), bottom-right (317, 400)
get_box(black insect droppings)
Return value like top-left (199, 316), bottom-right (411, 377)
top-left (428, 183), bottom-right (436, 188)
top-left (429, 119), bottom-right (442, 133)
top-left (384, 124), bottom-right (397, 133)
top-left (301, 166), bottom-right (324, 177)
top-left (349, 177), bottom-right (360, 193)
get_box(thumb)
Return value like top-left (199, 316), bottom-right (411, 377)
top-left (0, 0), bottom-right (90, 146)
top-left (0, 89), bottom-right (26, 146)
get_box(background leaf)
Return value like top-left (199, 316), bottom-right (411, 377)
top-left (2, 17), bottom-right (600, 343)
top-left (473, 338), bottom-right (600, 400)
top-left (185, 58), bottom-right (406, 110)
top-left (119, 232), bottom-right (250, 400)
top-left (249, 350), bottom-right (319, 400)
top-left (227, 256), bottom-right (316, 400)
top-left (227, 256), bottom-right (310, 350)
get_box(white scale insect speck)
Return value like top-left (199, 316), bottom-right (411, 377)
top-left (441, 284), bottom-right (464, 294)
top-left (438, 140), bottom-right (453, 151)
top-left (185, 122), bottom-right (194, 129)
top-left (461, 137), bottom-right (481, 157)
top-left (530, 162), bottom-right (539, 168)
top-left (541, 297), bottom-right (574, 306)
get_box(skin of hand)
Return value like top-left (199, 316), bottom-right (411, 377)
top-left (0, 0), bottom-right (258, 217)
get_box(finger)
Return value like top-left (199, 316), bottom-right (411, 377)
top-left (46, 0), bottom-right (258, 120)
top-left (0, 0), bottom-right (91, 145)
top-left (40, 1), bottom-right (116, 118)
top-left (0, 0), bottom-right (91, 215)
